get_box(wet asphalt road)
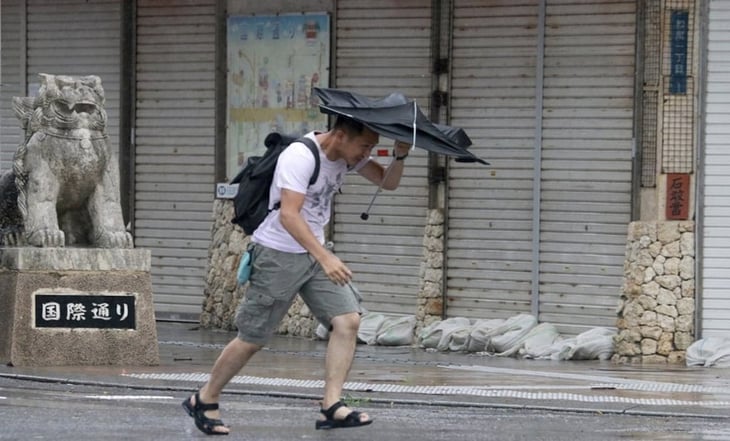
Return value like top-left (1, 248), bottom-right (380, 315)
top-left (2, 377), bottom-right (730, 441)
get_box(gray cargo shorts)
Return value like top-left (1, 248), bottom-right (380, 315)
top-left (235, 243), bottom-right (364, 346)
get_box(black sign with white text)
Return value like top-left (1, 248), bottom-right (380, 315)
top-left (670, 10), bottom-right (689, 94)
top-left (34, 294), bottom-right (136, 329)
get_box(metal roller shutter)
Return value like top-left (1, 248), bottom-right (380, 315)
top-left (333, 0), bottom-right (432, 315)
top-left (448, 0), bottom-right (635, 334)
top-left (134, 0), bottom-right (216, 320)
top-left (1, 0), bottom-right (22, 171)
top-left (701, 0), bottom-right (730, 337)
top-left (539, 0), bottom-right (636, 333)
top-left (448, 0), bottom-right (539, 319)
top-left (26, 0), bottom-right (121, 155)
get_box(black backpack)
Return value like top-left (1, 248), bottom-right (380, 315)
top-left (230, 133), bottom-right (320, 235)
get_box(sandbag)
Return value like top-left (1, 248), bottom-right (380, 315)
top-left (512, 323), bottom-right (563, 358)
top-left (418, 321), bottom-right (441, 349)
top-left (544, 337), bottom-right (575, 360)
top-left (572, 327), bottom-right (615, 360)
top-left (489, 314), bottom-right (538, 353)
top-left (358, 312), bottom-right (387, 345)
top-left (466, 319), bottom-right (507, 352)
top-left (375, 315), bottom-right (417, 346)
top-left (418, 317), bottom-right (471, 351)
top-left (686, 337), bottom-right (730, 368)
top-left (550, 327), bottom-right (615, 360)
top-left (448, 325), bottom-right (472, 352)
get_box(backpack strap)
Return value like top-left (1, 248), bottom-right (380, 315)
top-left (270, 137), bottom-right (321, 211)
top-left (297, 137), bottom-right (321, 186)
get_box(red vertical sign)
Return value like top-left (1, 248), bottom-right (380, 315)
top-left (666, 173), bottom-right (690, 220)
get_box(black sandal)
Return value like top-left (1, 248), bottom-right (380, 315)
top-left (182, 392), bottom-right (229, 435)
top-left (315, 400), bottom-right (373, 430)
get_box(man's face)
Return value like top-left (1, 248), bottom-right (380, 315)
top-left (339, 128), bottom-right (379, 166)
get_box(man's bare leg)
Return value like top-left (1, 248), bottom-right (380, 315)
top-left (321, 312), bottom-right (370, 422)
top-left (188, 338), bottom-right (262, 434)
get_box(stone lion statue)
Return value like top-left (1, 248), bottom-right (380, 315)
top-left (0, 73), bottom-right (133, 248)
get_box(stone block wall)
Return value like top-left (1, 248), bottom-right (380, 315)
top-left (415, 209), bottom-right (445, 335)
top-left (612, 221), bottom-right (695, 364)
top-left (201, 199), bottom-right (316, 337)
top-left (200, 200), bottom-right (248, 330)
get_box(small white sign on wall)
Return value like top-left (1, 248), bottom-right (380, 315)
top-left (216, 183), bottom-right (239, 200)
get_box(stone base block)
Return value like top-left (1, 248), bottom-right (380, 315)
top-left (0, 247), bottom-right (160, 366)
top-left (613, 221), bottom-right (696, 364)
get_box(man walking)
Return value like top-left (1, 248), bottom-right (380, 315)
top-left (183, 116), bottom-right (410, 435)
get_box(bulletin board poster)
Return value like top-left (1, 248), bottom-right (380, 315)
top-left (226, 14), bottom-right (330, 179)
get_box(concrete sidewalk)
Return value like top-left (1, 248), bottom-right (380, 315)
top-left (1, 322), bottom-right (729, 419)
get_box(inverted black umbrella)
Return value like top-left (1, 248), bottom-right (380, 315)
top-left (313, 87), bottom-right (488, 220)
top-left (313, 87), bottom-right (487, 165)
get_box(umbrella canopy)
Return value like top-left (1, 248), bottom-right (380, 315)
top-left (313, 87), bottom-right (488, 165)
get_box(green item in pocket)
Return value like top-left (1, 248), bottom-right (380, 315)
top-left (237, 251), bottom-right (252, 285)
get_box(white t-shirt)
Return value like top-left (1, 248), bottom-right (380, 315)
top-left (252, 132), bottom-right (370, 253)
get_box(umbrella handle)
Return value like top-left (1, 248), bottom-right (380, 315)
top-left (361, 137), bottom-right (406, 221)
top-left (361, 182), bottom-right (383, 220)
top-left (361, 101), bottom-right (417, 221)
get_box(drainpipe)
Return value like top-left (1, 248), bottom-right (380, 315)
top-left (430, 0), bottom-right (451, 320)
top-left (119, 0), bottom-right (136, 230)
top-left (531, 0), bottom-right (546, 318)
top-left (214, 0), bottom-right (227, 183)
top-left (694, 0), bottom-right (709, 340)
top-left (631, 0), bottom-right (646, 222)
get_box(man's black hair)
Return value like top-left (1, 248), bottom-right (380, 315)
top-left (333, 116), bottom-right (366, 136)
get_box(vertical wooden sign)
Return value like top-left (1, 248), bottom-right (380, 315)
top-left (666, 173), bottom-right (690, 220)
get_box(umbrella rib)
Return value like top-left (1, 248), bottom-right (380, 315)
top-left (412, 101), bottom-right (417, 151)
top-left (320, 104), bottom-right (354, 119)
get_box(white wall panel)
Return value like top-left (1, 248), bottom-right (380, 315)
top-left (701, 0), bottom-right (730, 337)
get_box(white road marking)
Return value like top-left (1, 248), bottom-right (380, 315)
top-left (122, 372), bottom-right (730, 407)
top-left (440, 364), bottom-right (730, 394)
top-left (84, 395), bottom-right (175, 400)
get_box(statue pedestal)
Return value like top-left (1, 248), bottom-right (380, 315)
top-left (0, 248), bottom-right (160, 366)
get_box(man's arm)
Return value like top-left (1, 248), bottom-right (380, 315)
top-left (357, 141), bottom-right (410, 189)
top-left (279, 188), bottom-right (353, 286)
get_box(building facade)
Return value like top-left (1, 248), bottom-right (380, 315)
top-left (1, 0), bottom-right (727, 339)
